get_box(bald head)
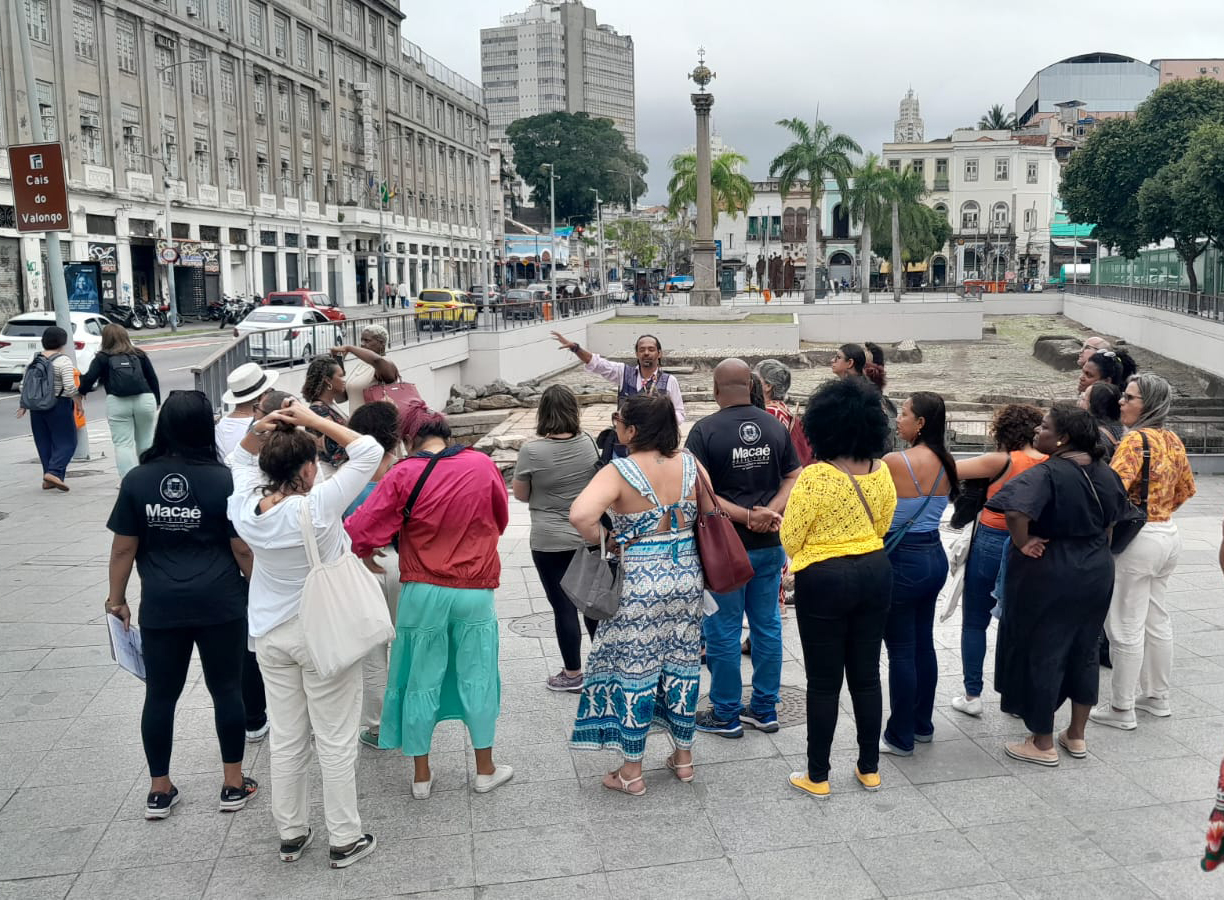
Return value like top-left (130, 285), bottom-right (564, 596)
top-left (1078, 336), bottom-right (1111, 366)
top-left (713, 358), bottom-right (752, 408)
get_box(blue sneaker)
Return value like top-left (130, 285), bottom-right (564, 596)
top-left (694, 708), bottom-right (743, 738)
top-left (741, 709), bottom-right (779, 733)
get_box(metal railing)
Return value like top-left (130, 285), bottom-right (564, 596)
top-left (193, 296), bottom-right (614, 410)
top-left (947, 416), bottom-right (1224, 454)
top-left (1071, 284), bottom-right (1224, 322)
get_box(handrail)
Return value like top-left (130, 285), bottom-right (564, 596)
top-left (1071, 284), bottom-right (1224, 323)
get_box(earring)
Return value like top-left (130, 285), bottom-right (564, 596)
top-left (1056, 440), bottom-right (1063, 447)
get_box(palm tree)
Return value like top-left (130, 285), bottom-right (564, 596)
top-left (846, 154), bottom-right (891, 304)
top-left (884, 165), bottom-right (928, 302)
top-left (978, 104), bottom-right (1016, 131)
top-left (665, 150), bottom-right (755, 231)
top-left (768, 118), bottom-right (861, 301)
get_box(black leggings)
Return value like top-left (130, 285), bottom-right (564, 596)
top-left (793, 551), bottom-right (892, 781)
top-left (242, 649), bottom-right (267, 730)
top-left (141, 618), bottom-right (248, 778)
top-left (532, 549), bottom-right (599, 672)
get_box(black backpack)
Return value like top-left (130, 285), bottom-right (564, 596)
top-left (107, 353), bottom-right (148, 396)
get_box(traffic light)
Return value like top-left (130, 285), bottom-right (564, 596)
top-left (575, 225), bottom-right (585, 237)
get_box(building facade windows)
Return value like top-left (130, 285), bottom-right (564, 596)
top-left (910, 159), bottom-right (924, 178)
top-left (217, 0), bottom-right (232, 33)
top-left (224, 134), bottom-right (240, 189)
top-left (273, 14), bottom-right (288, 59)
top-left (992, 202), bottom-right (1010, 231)
top-left (35, 80), bottom-right (57, 141)
top-left (116, 17), bottom-right (137, 73)
top-left (297, 93), bottom-right (311, 131)
top-left (995, 158), bottom-right (1009, 181)
top-left (220, 58), bottom-right (236, 105)
top-left (79, 93), bottom-right (103, 165)
top-left (163, 115), bottom-right (179, 179)
top-left (253, 75), bottom-right (267, 116)
top-left (193, 125), bottom-right (211, 185)
top-left (73, 1), bottom-right (96, 61)
top-left (248, 2), bottom-right (265, 49)
top-left (1023, 206), bottom-right (1036, 231)
top-left (964, 158), bottom-right (978, 182)
top-left (296, 25), bottom-right (311, 70)
top-left (961, 201), bottom-right (979, 232)
top-left (155, 42), bottom-right (176, 85)
top-left (24, 0), bottom-right (50, 44)
top-left (278, 83), bottom-right (290, 124)
top-left (122, 104), bottom-right (144, 172)
top-left (1026, 160), bottom-right (1039, 184)
top-left (190, 44), bottom-right (208, 96)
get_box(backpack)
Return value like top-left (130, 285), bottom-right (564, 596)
top-left (19, 353), bottom-right (62, 412)
top-left (106, 353), bottom-right (148, 396)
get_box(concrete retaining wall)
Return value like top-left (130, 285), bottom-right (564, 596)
top-left (1064, 292), bottom-right (1224, 380)
top-left (384, 336), bottom-right (470, 409)
top-left (982, 295), bottom-right (1066, 315)
top-left (588, 316), bottom-right (801, 356)
top-left (793, 301), bottom-right (982, 342)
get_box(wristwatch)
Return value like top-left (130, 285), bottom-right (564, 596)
top-left (569, 343), bottom-right (582, 354)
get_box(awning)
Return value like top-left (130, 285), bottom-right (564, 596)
top-left (879, 261), bottom-right (928, 274)
top-left (1051, 238), bottom-right (1092, 249)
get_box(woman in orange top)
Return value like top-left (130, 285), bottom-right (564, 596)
top-left (1092, 374), bottom-right (1196, 731)
top-left (949, 404), bottom-right (1046, 718)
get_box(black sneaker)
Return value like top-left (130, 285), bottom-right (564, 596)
top-left (694, 708), bottom-right (744, 738)
top-left (280, 828), bottom-right (313, 862)
top-left (329, 833), bottom-right (377, 869)
top-left (219, 776), bottom-right (259, 812)
top-left (145, 785), bottom-right (180, 820)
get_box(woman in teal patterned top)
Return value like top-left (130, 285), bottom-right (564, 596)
top-left (568, 393), bottom-right (708, 796)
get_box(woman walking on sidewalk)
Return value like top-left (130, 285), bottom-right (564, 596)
top-left (78, 324), bottom-right (161, 477)
top-left (17, 326), bottom-right (79, 491)
top-left (105, 390), bottom-right (258, 820)
top-left (229, 401), bottom-right (383, 869)
top-left (513, 385), bottom-right (600, 692)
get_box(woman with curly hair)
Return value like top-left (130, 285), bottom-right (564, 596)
top-left (949, 404), bottom-right (1046, 717)
top-left (781, 378), bottom-right (897, 797)
top-left (301, 355), bottom-right (349, 479)
top-left (985, 406), bottom-right (1129, 766)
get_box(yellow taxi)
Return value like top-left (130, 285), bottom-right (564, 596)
top-left (414, 288), bottom-right (477, 330)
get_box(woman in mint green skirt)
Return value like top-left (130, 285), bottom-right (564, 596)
top-left (346, 404), bottom-right (513, 797)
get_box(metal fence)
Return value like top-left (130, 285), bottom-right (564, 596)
top-left (1071, 284), bottom-right (1224, 322)
top-left (948, 416), bottom-right (1224, 454)
top-left (193, 295), bottom-right (614, 410)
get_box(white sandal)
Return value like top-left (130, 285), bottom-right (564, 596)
top-left (603, 768), bottom-right (646, 796)
top-left (666, 753), bottom-right (695, 783)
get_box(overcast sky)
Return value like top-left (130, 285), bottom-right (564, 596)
top-left (403, 0), bottom-right (1224, 202)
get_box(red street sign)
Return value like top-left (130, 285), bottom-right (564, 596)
top-left (7, 142), bottom-right (69, 233)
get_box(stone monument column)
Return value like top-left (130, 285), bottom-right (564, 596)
top-left (689, 53), bottom-right (720, 307)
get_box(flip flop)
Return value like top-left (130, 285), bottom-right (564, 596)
top-left (666, 753), bottom-right (695, 783)
top-left (603, 769), bottom-right (646, 796)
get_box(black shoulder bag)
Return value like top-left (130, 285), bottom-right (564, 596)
top-left (950, 457), bottom-right (1011, 530)
top-left (390, 445), bottom-right (462, 550)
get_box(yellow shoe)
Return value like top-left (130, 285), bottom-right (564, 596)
top-left (788, 772), bottom-right (830, 798)
top-left (854, 767), bottom-right (881, 792)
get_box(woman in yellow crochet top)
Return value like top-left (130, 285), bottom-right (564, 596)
top-left (781, 378), bottom-right (897, 799)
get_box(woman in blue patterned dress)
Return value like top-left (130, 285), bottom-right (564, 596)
top-left (568, 393), bottom-right (708, 796)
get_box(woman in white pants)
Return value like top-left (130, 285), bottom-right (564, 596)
top-left (1091, 374), bottom-right (1196, 731)
top-left (228, 401), bottom-right (383, 869)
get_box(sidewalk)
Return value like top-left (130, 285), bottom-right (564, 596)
top-left (2, 425), bottom-right (1223, 899)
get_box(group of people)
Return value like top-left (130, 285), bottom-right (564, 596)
top-left (62, 317), bottom-right (1205, 869)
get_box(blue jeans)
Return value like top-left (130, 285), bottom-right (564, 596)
top-left (30, 397), bottom-right (77, 479)
top-left (883, 530), bottom-right (948, 752)
top-left (704, 544), bottom-right (785, 720)
top-left (961, 524), bottom-right (1008, 698)
top-left (991, 546), bottom-right (1010, 620)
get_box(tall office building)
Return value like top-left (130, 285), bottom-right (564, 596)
top-left (894, 88), bottom-right (924, 143)
top-left (481, 0), bottom-right (635, 150)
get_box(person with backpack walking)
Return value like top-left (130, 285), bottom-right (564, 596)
top-left (79, 324), bottom-right (161, 477)
top-left (17, 325), bottom-right (80, 491)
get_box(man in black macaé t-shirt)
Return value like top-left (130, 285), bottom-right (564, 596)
top-left (685, 358), bottom-right (801, 738)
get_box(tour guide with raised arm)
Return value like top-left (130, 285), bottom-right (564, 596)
top-left (551, 331), bottom-right (685, 424)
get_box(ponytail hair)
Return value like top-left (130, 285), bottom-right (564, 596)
top-left (908, 391), bottom-right (960, 501)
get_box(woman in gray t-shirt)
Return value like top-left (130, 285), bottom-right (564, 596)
top-left (512, 385), bottom-right (600, 692)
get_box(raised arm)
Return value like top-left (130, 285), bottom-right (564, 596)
top-left (955, 451), bottom-right (1010, 480)
top-left (551, 331), bottom-right (593, 365)
top-left (337, 343), bottom-right (399, 384)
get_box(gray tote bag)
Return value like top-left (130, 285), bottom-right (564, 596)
top-left (560, 528), bottom-right (623, 621)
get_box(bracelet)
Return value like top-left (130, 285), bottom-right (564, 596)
top-left (569, 343), bottom-right (582, 354)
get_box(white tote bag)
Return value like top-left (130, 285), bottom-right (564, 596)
top-left (297, 501), bottom-right (397, 679)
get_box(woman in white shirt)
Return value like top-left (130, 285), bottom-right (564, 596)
top-left (227, 401), bottom-right (382, 870)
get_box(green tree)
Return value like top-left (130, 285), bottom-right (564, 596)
top-left (1182, 123), bottom-right (1224, 249)
top-left (882, 165), bottom-right (928, 301)
top-left (846, 153), bottom-right (891, 303)
top-left (769, 118), bottom-right (862, 301)
top-left (655, 220), bottom-right (694, 275)
top-left (604, 220), bottom-right (657, 268)
top-left (665, 150), bottom-right (755, 231)
top-left (1138, 148), bottom-right (1219, 294)
top-left (506, 112), bottom-right (647, 222)
top-left (978, 104), bottom-right (1016, 130)
top-left (873, 205), bottom-right (952, 277)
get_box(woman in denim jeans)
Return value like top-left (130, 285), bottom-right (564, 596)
top-left (880, 392), bottom-right (957, 756)
top-left (950, 405), bottom-right (1046, 718)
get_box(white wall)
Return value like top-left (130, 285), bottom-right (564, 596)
top-left (589, 319), bottom-right (801, 356)
top-left (794, 301), bottom-right (983, 342)
top-left (982, 295), bottom-right (1065, 315)
top-left (1064, 292), bottom-right (1224, 379)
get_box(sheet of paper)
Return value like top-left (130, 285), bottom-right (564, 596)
top-left (107, 615), bottom-right (146, 682)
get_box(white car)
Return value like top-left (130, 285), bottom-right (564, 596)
top-left (606, 282), bottom-right (626, 300)
top-left (0, 311), bottom-right (111, 391)
top-left (235, 306), bottom-right (345, 364)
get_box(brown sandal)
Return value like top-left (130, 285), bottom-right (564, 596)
top-left (602, 768), bottom-right (646, 796)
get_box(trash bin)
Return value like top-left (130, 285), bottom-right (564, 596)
top-left (763, 290), bottom-right (772, 303)
top-left (542, 302), bottom-right (553, 321)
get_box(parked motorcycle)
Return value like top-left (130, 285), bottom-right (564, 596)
top-left (104, 303), bottom-right (142, 330)
top-left (136, 302), bottom-right (160, 329)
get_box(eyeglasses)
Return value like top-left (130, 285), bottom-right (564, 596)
top-left (1120, 393), bottom-right (1141, 403)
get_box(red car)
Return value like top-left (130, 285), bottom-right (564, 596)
top-left (262, 290), bottom-right (346, 321)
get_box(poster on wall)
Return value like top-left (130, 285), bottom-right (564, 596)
top-left (88, 242), bottom-right (117, 308)
top-left (64, 263), bottom-right (101, 312)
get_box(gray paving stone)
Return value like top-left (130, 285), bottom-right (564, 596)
top-left (892, 885), bottom-right (1021, 900)
top-left (0, 650), bottom-right (50, 673)
top-left (20, 746), bottom-right (146, 788)
top-left (962, 816), bottom-right (1116, 881)
top-left (1126, 859), bottom-right (1223, 900)
top-left (0, 824), bottom-right (107, 880)
top-left (201, 850), bottom-right (345, 899)
top-left (1069, 803), bottom-right (1206, 866)
top-left (0, 689), bottom-right (96, 723)
top-left (887, 737), bottom-right (1008, 784)
top-left (0, 874), bottom-right (76, 900)
top-left (1113, 755), bottom-right (1220, 803)
top-left (0, 719), bottom-right (67, 754)
top-left (85, 814), bottom-right (231, 870)
top-left (67, 861), bottom-right (214, 900)
top-left (705, 798), bottom-right (834, 854)
top-left (729, 844), bottom-right (879, 899)
top-left (917, 775), bottom-right (1054, 828)
top-left (470, 779), bottom-right (585, 832)
top-left (818, 784), bottom-right (953, 843)
top-left (476, 874), bottom-right (610, 900)
top-left (1011, 869), bottom-right (1158, 899)
top-left (1167, 715), bottom-right (1224, 759)
top-left (0, 782), bottom-right (129, 832)
top-left (338, 833), bottom-right (476, 898)
top-left (850, 829), bottom-right (1000, 896)
top-left (53, 714), bottom-right (143, 750)
top-left (692, 757), bottom-right (799, 807)
top-left (473, 823), bottom-right (602, 886)
top-left (0, 752), bottom-right (47, 790)
top-left (604, 858), bottom-right (745, 900)
top-left (465, 741), bottom-right (575, 784)
top-left (1012, 763), bottom-right (1161, 815)
top-left (591, 810), bottom-right (723, 871)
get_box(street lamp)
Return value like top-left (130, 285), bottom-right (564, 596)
top-left (541, 162), bottom-right (558, 301)
top-left (154, 54), bottom-right (208, 331)
top-left (589, 188), bottom-right (605, 293)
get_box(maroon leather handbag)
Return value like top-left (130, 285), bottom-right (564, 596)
top-left (691, 458), bottom-right (755, 594)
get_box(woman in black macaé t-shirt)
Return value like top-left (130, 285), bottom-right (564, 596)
top-left (105, 390), bottom-right (258, 820)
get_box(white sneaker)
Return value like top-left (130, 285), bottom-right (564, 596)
top-left (1134, 696), bottom-right (1172, 717)
top-left (1088, 704), bottom-right (1137, 731)
top-left (879, 737), bottom-right (912, 757)
top-left (245, 722), bottom-right (270, 742)
top-left (473, 765), bottom-right (514, 794)
top-left (411, 779), bottom-right (432, 800)
top-left (951, 695), bottom-right (983, 717)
